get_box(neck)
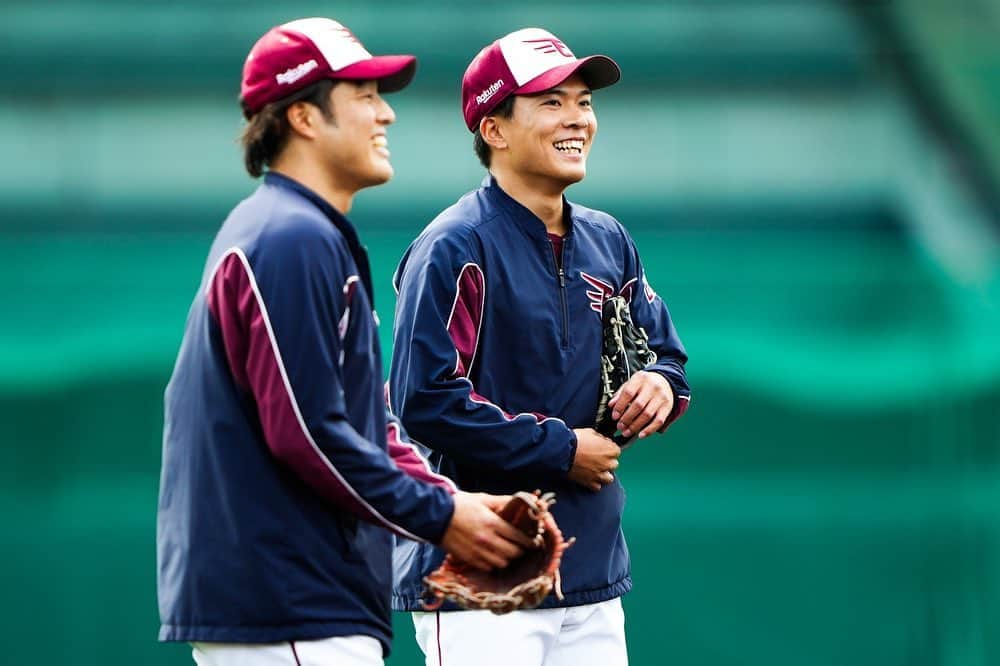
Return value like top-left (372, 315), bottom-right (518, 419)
top-left (491, 168), bottom-right (568, 235)
top-left (269, 154), bottom-right (354, 215)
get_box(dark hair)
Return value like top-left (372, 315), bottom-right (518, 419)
top-left (240, 79), bottom-right (337, 178)
top-left (472, 95), bottom-right (517, 168)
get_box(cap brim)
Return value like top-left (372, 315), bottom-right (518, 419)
top-left (334, 55), bottom-right (417, 93)
top-left (515, 55), bottom-right (620, 95)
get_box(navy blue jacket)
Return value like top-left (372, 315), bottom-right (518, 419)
top-left (157, 173), bottom-right (456, 654)
top-left (390, 176), bottom-right (690, 610)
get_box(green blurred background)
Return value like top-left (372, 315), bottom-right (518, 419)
top-left (3, 1), bottom-right (999, 664)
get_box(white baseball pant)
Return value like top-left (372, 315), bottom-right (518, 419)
top-left (190, 635), bottom-right (382, 666)
top-left (412, 597), bottom-right (627, 666)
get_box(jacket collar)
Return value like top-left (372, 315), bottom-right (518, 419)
top-left (264, 172), bottom-right (361, 246)
top-left (263, 171), bottom-right (375, 307)
top-left (481, 174), bottom-right (574, 239)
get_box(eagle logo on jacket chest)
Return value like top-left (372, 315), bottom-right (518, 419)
top-left (580, 272), bottom-right (638, 313)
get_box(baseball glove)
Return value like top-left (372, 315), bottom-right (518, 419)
top-left (594, 295), bottom-right (658, 446)
top-left (422, 491), bottom-right (575, 615)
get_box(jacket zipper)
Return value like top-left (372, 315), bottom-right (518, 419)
top-left (558, 267), bottom-right (569, 347)
top-left (551, 240), bottom-right (569, 348)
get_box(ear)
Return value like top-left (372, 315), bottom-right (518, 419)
top-left (479, 115), bottom-right (508, 152)
top-left (285, 101), bottom-right (320, 140)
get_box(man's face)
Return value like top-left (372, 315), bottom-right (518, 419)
top-left (316, 80), bottom-right (396, 191)
top-left (498, 73), bottom-right (596, 189)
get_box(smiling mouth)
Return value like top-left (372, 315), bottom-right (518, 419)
top-left (373, 135), bottom-right (388, 152)
top-left (554, 139), bottom-right (584, 155)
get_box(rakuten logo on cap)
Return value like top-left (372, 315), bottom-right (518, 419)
top-left (476, 79), bottom-right (505, 105)
top-left (276, 59), bottom-right (319, 85)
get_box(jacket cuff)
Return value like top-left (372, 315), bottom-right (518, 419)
top-left (426, 490), bottom-right (456, 545)
top-left (645, 367), bottom-right (691, 432)
top-left (562, 428), bottom-right (579, 474)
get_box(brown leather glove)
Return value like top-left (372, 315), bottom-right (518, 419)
top-left (422, 491), bottom-right (575, 615)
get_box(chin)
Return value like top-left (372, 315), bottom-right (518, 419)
top-left (551, 157), bottom-right (587, 183)
top-left (558, 167), bottom-right (586, 186)
top-left (363, 165), bottom-right (394, 188)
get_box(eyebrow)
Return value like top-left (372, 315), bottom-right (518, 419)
top-left (538, 87), bottom-right (593, 97)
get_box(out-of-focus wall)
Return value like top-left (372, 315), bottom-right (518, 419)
top-left (2, 2), bottom-right (998, 665)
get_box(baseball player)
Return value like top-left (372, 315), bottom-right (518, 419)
top-left (389, 28), bottom-right (691, 665)
top-left (156, 18), bottom-right (532, 666)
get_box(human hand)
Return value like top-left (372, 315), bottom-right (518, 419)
top-left (607, 370), bottom-right (674, 440)
top-left (440, 491), bottom-right (537, 571)
top-left (568, 428), bottom-right (621, 492)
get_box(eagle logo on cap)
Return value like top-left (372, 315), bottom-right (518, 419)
top-left (334, 25), bottom-right (361, 45)
top-left (523, 38), bottom-right (573, 58)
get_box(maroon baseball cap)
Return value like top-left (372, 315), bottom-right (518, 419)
top-left (461, 28), bottom-right (620, 132)
top-left (240, 18), bottom-right (417, 117)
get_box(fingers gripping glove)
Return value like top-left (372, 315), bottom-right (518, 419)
top-left (594, 296), bottom-right (658, 446)
top-left (422, 491), bottom-right (575, 615)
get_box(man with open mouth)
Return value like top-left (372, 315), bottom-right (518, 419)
top-left (156, 17), bottom-right (532, 666)
top-left (389, 27), bottom-right (692, 666)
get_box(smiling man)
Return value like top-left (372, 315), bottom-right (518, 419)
top-left (389, 27), bottom-right (692, 666)
top-left (156, 18), bottom-right (534, 666)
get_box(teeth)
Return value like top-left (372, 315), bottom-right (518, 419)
top-left (373, 136), bottom-right (387, 148)
top-left (554, 139), bottom-right (584, 154)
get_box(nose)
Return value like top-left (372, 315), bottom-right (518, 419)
top-left (376, 95), bottom-right (396, 125)
top-left (563, 109), bottom-right (589, 129)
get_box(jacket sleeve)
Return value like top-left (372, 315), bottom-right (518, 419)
top-left (385, 410), bottom-right (458, 495)
top-left (205, 222), bottom-right (453, 544)
top-left (389, 231), bottom-right (577, 479)
top-left (620, 229), bottom-right (691, 429)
